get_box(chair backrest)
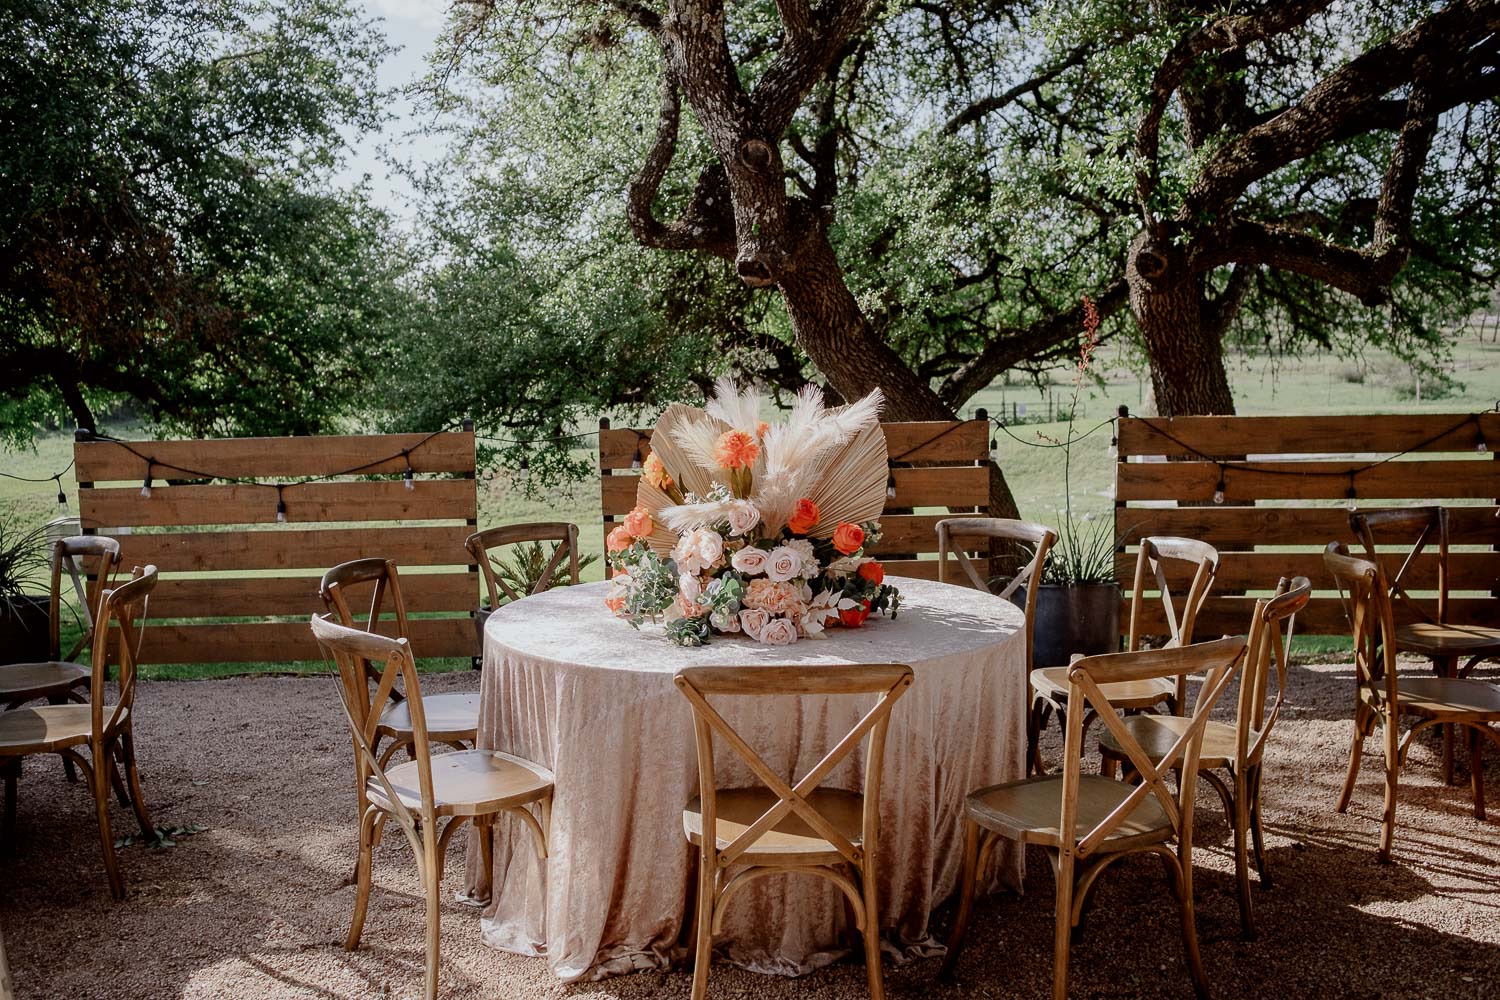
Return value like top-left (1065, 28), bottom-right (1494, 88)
top-left (936, 517), bottom-right (1057, 669)
top-left (310, 613), bottom-right (433, 845)
top-left (1236, 576), bottom-right (1311, 770)
top-left (1126, 536), bottom-right (1219, 651)
top-left (1060, 636), bottom-right (1245, 859)
top-left (1323, 542), bottom-right (1400, 706)
top-left (89, 565), bottom-right (157, 741)
top-left (319, 558), bottom-right (411, 697)
top-left (464, 521), bottom-right (580, 609)
top-left (49, 535), bottom-right (121, 662)
top-left (1349, 506), bottom-right (1447, 626)
top-left (673, 664), bottom-right (913, 870)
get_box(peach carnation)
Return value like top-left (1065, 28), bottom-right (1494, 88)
top-left (744, 578), bottom-right (800, 615)
top-left (642, 452), bottom-right (674, 491)
top-left (713, 429), bottom-right (760, 469)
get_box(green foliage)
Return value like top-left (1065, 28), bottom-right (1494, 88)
top-left (0, 503), bottom-right (49, 602)
top-left (488, 542), bottom-right (598, 604)
top-left (0, 0), bottom-right (400, 444)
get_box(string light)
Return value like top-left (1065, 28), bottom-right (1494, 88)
top-left (1345, 478), bottom-right (1358, 512)
top-left (140, 461), bottom-right (153, 499)
top-left (275, 485), bottom-right (287, 523)
top-left (403, 451), bottom-right (415, 491)
top-left (887, 471), bottom-right (897, 499)
top-left (1213, 466), bottom-right (1226, 505)
top-left (1479, 430), bottom-right (1489, 454)
top-left (55, 475), bottom-right (67, 511)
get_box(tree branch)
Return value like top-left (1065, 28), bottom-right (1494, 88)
top-left (943, 41), bottom-right (1094, 135)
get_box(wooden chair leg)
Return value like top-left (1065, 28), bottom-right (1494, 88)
top-left (46, 695), bottom-right (78, 783)
top-left (1439, 657), bottom-right (1457, 785)
top-left (346, 810), bottom-right (377, 950)
top-left (689, 847), bottom-right (715, 1000)
top-left (107, 744), bottom-right (132, 810)
top-left (121, 729), bottom-right (154, 838)
top-left (1051, 854), bottom-right (1075, 1000)
top-left (1336, 704), bottom-right (1368, 813)
top-left (1378, 714), bottom-right (1400, 864)
top-left (861, 859), bottom-right (885, 1000)
top-left (1166, 852), bottom-right (1209, 1000)
top-left (2, 759), bottom-right (17, 848)
top-left (88, 754), bottom-right (125, 899)
top-left (1248, 768), bottom-right (1270, 886)
top-left (423, 847), bottom-right (442, 1000)
top-left (1470, 726), bottom-right (1486, 821)
top-left (940, 818), bottom-right (983, 979)
top-left (1231, 783), bottom-right (1255, 941)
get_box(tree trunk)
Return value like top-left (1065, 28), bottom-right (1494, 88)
top-left (777, 223), bottom-right (1022, 520)
top-left (1127, 230), bottom-right (1236, 416)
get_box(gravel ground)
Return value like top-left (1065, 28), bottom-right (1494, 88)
top-left (2, 658), bottom-right (1497, 1000)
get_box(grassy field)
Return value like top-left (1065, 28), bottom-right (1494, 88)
top-left (4, 331), bottom-right (1497, 676)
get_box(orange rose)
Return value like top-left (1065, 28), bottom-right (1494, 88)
top-left (642, 452), bottom-right (674, 491)
top-left (713, 429), bottom-right (760, 469)
top-left (623, 506), bottom-right (654, 538)
top-left (787, 497), bottom-right (819, 535)
top-left (832, 522), bottom-right (865, 555)
top-left (606, 525), bottom-right (633, 553)
top-left (858, 560), bottom-right (884, 585)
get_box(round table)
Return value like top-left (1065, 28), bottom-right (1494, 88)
top-left (464, 576), bottom-right (1027, 982)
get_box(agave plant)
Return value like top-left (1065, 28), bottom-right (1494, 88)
top-left (0, 506), bottom-right (49, 610)
top-left (488, 541), bottom-right (597, 604)
top-left (1040, 515), bottom-right (1119, 586)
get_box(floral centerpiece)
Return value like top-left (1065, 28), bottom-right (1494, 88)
top-left (605, 379), bottom-right (902, 646)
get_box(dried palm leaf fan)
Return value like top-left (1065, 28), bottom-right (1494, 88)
top-left (634, 380), bottom-right (889, 556)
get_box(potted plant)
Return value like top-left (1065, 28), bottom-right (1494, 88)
top-left (0, 507), bottom-right (52, 665)
top-left (1026, 296), bottom-right (1121, 666)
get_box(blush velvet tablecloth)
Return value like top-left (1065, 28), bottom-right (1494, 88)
top-left (463, 575), bottom-right (1027, 983)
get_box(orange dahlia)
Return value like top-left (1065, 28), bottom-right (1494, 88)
top-left (713, 429), bottom-right (760, 469)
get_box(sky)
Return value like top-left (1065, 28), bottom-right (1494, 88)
top-left (337, 0), bottom-right (451, 222)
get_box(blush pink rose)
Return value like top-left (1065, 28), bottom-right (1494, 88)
top-left (731, 546), bottom-right (769, 576)
top-left (765, 545), bottom-right (801, 583)
top-left (758, 617), bottom-right (798, 645)
top-left (738, 608), bottom-right (770, 640)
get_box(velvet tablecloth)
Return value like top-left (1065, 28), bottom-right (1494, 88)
top-left (464, 576), bottom-right (1027, 982)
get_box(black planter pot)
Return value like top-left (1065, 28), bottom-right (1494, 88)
top-left (0, 594), bottom-right (51, 665)
top-left (1029, 582), bottom-right (1121, 668)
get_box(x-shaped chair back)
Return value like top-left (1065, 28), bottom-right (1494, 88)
top-left (310, 613), bottom-right (432, 849)
top-left (464, 522), bottom-right (580, 608)
top-left (50, 536), bottom-right (121, 663)
top-left (1237, 577), bottom-right (1311, 769)
top-left (320, 558), bottom-right (412, 699)
top-left (1349, 507), bottom-right (1447, 626)
top-left (1126, 536), bottom-right (1219, 652)
top-left (937, 517), bottom-right (1058, 671)
top-left (1324, 543), bottom-right (1400, 706)
top-left (1061, 637), bottom-right (1244, 859)
top-left (90, 566), bottom-right (157, 741)
top-left (674, 663), bottom-right (913, 869)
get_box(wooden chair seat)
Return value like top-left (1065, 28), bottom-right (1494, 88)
top-left (1382, 676), bottom-right (1500, 719)
top-left (683, 787), bottom-right (865, 865)
top-left (367, 749), bottom-right (552, 818)
top-left (377, 693), bottom-right (480, 743)
top-left (0, 662), bottom-right (88, 703)
top-left (0, 704), bottom-right (125, 755)
top-left (1393, 623), bottom-right (1500, 658)
top-left (1099, 715), bottom-right (1247, 772)
top-left (1032, 667), bottom-right (1175, 710)
top-left (966, 774), bottom-right (1172, 849)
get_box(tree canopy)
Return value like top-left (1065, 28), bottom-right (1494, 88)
top-left (0, 0), bottom-right (398, 445)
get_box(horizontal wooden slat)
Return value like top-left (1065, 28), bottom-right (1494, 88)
top-left (1117, 551), bottom-right (1499, 593)
top-left (1115, 505), bottom-right (1500, 548)
top-left (120, 616), bottom-right (475, 664)
top-left (599, 421), bottom-right (988, 471)
top-left (1131, 596), bottom-right (1499, 636)
top-left (1117, 459), bottom-right (1497, 502)
top-left (99, 526), bottom-right (474, 573)
top-left (145, 572), bottom-right (477, 619)
top-left (76, 432), bottom-right (475, 482)
top-left (601, 474), bottom-right (641, 516)
top-left (868, 514), bottom-right (948, 554)
top-left (889, 467), bottom-right (989, 507)
top-left (1117, 413), bottom-right (1498, 459)
top-left (878, 559), bottom-right (943, 581)
top-left (81, 479), bottom-right (475, 528)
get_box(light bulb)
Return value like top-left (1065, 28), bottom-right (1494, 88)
top-left (886, 474), bottom-right (897, 499)
top-left (56, 486), bottom-right (68, 510)
top-left (989, 437), bottom-right (998, 450)
top-left (140, 475), bottom-right (152, 499)
top-left (1213, 487), bottom-right (1225, 505)
top-left (1479, 439), bottom-right (1489, 454)
top-left (276, 498), bottom-right (287, 523)
top-left (403, 466), bottom-right (415, 491)
top-left (1107, 437), bottom-right (1118, 459)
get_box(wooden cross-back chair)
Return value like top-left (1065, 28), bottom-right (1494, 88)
top-left (942, 636), bottom-right (1245, 1000)
top-left (1324, 543), bottom-right (1500, 862)
top-left (464, 522), bottom-right (581, 658)
top-left (0, 566), bottom-right (158, 899)
top-left (319, 558), bottom-right (479, 765)
top-left (937, 517), bottom-right (1058, 772)
top-left (0, 536), bottom-right (121, 712)
top-left (1029, 537), bottom-right (1219, 773)
top-left (1099, 577), bottom-right (1311, 939)
top-left (674, 663), bottom-right (914, 1000)
top-left (1349, 507), bottom-right (1500, 784)
top-left (311, 614), bottom-right (552, 1000)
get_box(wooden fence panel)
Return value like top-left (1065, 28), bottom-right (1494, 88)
top-left (598, 418), bottom-right (991, 567)
top-left (1115, 412), bottom-right (1499, 636)
top-left (75, 431), bottom-right (477, 664)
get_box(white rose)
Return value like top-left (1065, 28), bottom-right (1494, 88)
top-left (731, 546), bottom-right (769, 576)
top-left (758, 617), bottom-right (798, 646)
top-left (672, 534), bottom-right (705, 576)
top-left (679, 573), bottom-right (702, 602)
top-left (693, 529), bottom-right (724, 566)
top-left (765, 545), bottom-right (801, 583)
top-left (784, 538), bottom-right (818, 578)
top-left (738, 608), bottom-right (770, 640)
top-left (725, 502), bottom-right (761, 538)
